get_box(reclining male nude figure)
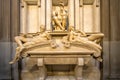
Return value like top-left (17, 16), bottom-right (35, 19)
top-left (9, 25), bottom-right (51, 64)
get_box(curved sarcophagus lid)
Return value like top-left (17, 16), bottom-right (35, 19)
top-left (22, 38), bottom-right (102, 62)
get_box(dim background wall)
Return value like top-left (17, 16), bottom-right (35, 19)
top-left (0, 0), bottom-right (120, 80)
top-left (101, 0), bottom-right (120, 80)
top-left (0, 0), bottom-right (20, 80)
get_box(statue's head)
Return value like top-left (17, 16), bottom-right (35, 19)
top-left (20, 33), bottom-right (26, 37)
top-left (40, 25), bottom-right (45, 32)
top-left (59, 2), bottom-right (64, 10)
top-left (55, 11), bottom-right (58, 16)
top-left (68, 26), bottom-right (74, 31)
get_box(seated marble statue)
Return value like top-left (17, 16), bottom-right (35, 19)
top-left (62, 26), bottom-right (104, 61)
top-left (52, 12), bottom-right (64, 30)
top-left (52, 2), bottom-right (68, 31)
top-left (9, 25), bottom-right (51, 64)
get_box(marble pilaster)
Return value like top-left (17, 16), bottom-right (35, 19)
top-left (75, 0), bottom-right (80, 30)
top-left (80, 0), bottom-right (84, 31)
top-left (68, 0), bottom-right (75, 27)
top-left (38, 0), bottom-right (41, 29)
top-left (20, 1), bottom-right (27, 33)
top-left (75, 58), bottom-right (84, 80)
top-left (40, 0), bottom-right (45, 27)
top-left (93, 0), bottom-right (100, 32)
top-left (46, 0), bottom-right (52, 31)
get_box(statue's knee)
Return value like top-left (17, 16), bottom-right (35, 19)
top-left (100, 34), bottom-right (104, 37)
top-left (14, 36), bottom-right (19, 41)
top-left (15, 36), bottom-right (24, 41)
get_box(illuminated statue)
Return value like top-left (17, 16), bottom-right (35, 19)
top-left (9, 25), bottom-right (51, 64)
top-left (62, 26), bottom-right (104, 61)
top-left (52, 2), bottom-right (68, 31)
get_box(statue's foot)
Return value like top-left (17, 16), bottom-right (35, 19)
top-left (16, 47), bottom-right (20, 50)
top-left (96, 57), bottom-right (102, 62)
top-left (9, 61), bottom-right (14, 64)
top-left (9, 58), bottom-right (19, 64)
top-left (9, 57), bottom-right (19, 64)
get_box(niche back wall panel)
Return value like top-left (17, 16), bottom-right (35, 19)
top-left (27, 5), bottom-right (39, 33)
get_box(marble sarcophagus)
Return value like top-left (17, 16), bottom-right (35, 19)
top-left (10, 0), bottom-right (103, 80)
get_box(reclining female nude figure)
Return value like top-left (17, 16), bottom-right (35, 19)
top-left (62, 26), bottom-right (104, 61)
